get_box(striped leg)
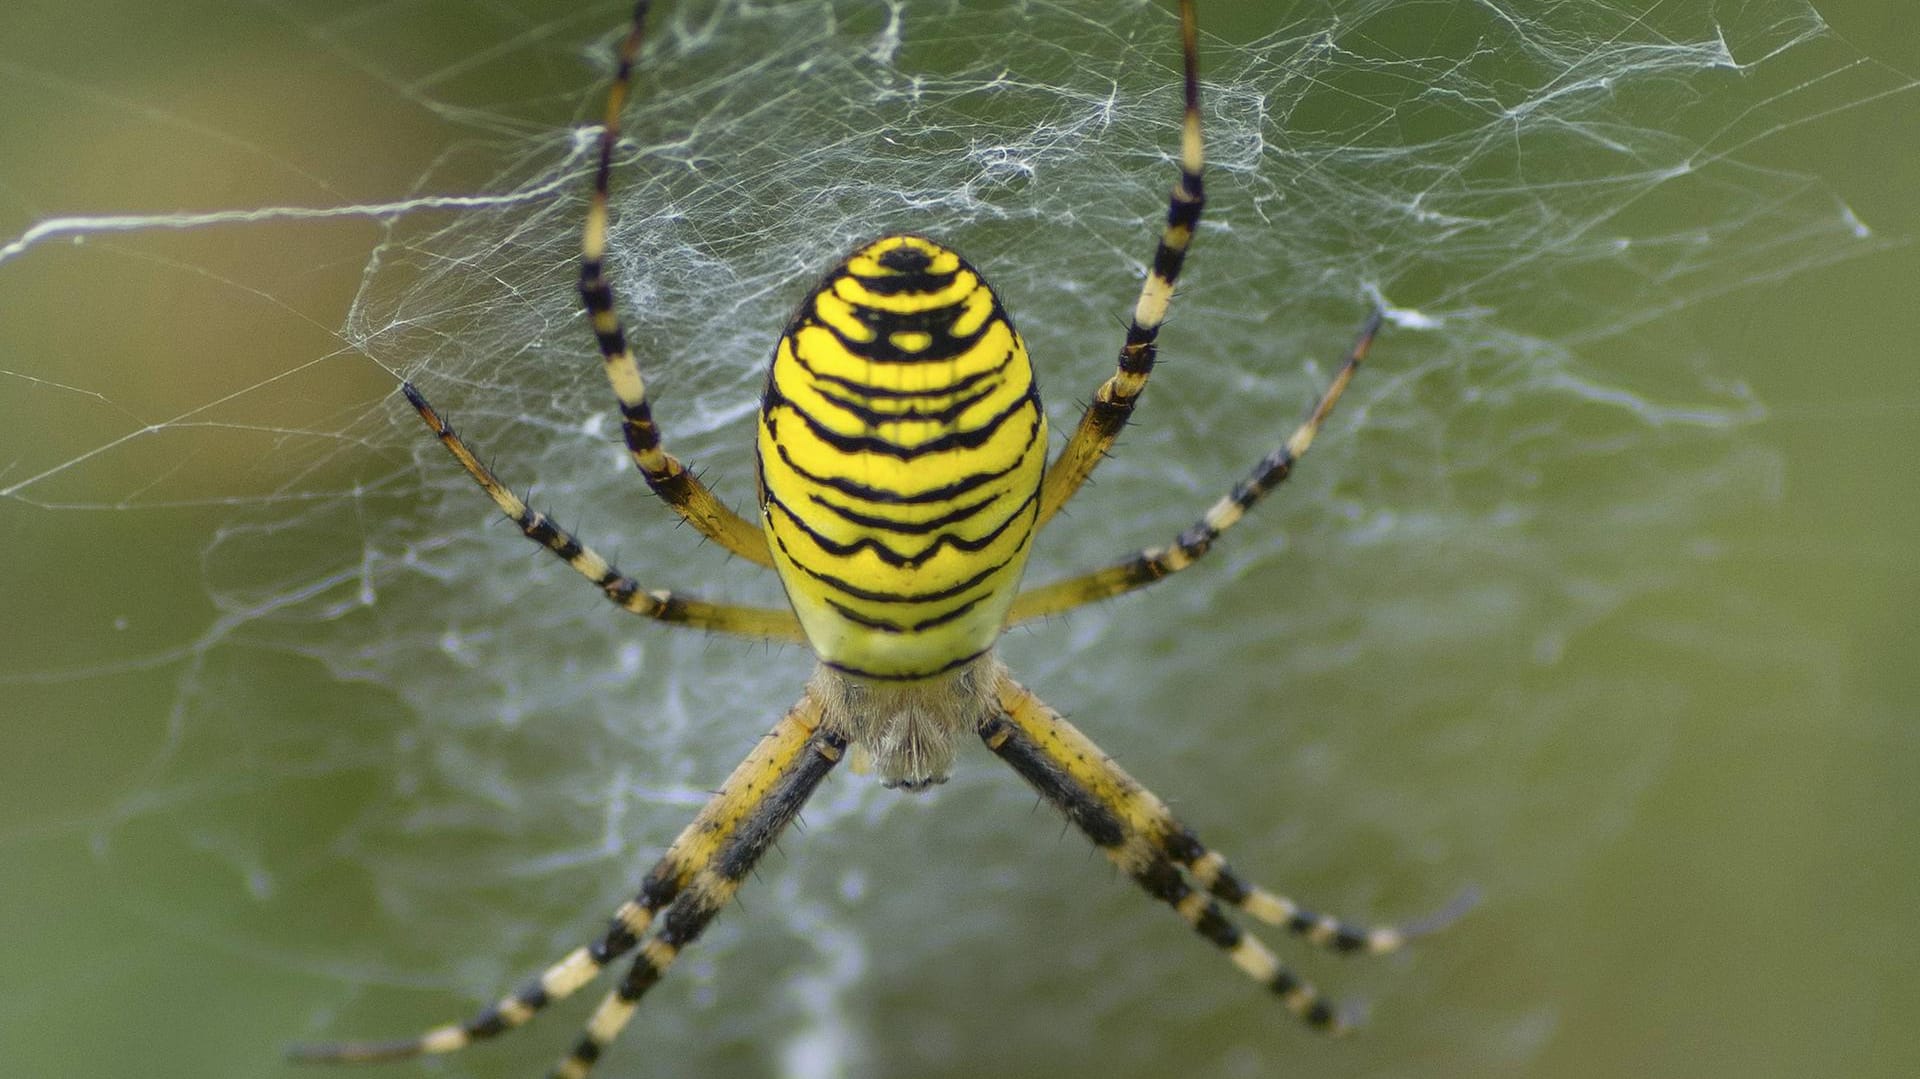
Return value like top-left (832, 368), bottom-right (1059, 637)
top-left (406, 381), bottom-right (803, 640)
top-left (289, 895), bottom-right (663, 1064)
top-left (1007, 311), bottom-right (1378, 625)
top-left (982, 676), bottom-right (1444, 1033)
top-left (548, 711), bottom-right (849, 1078)
top-left (293, 695), bottom-right (846, 1070)
top-left (1036, 0), bottom-right (1204, 529)
top-left (581, 0), bottom-right (774, 567)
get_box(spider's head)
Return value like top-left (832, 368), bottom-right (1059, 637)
top-left (809, 656), bottom-right (1005, 794)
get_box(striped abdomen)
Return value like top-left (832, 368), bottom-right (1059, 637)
top-left (757, 235), bottom-right (1047, 680)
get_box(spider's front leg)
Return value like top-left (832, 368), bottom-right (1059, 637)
top-left (293, 693), bottom-right (847, 1078)
top-left (981, 675), bottom-right (1461, 1033)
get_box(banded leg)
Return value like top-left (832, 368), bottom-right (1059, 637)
top-left (406, 382), bottom-right (803, 641)
top-left (292, 695), bottom-right (846, 1070)
top-left (549, 712), bottom-right (848, 1079)
top-left (982, 676), bottom-right (1443, 1032)
top-left (1008, 311), bottom-right (1378, 626)
top-left (581, 0), bottom-right (774, 567)
top-left (1037, 0), bottom-right (1204, 529)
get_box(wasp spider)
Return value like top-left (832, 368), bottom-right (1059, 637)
top-left (294, 1), bottom-right (1461, 1074)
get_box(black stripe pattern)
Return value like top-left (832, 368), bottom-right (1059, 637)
top-left (757, 235), bottom-right (1048, 679)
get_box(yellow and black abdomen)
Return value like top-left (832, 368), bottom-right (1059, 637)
top-left (757, 235), bottom-right (1046, 680)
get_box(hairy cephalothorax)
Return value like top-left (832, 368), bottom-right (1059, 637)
top-left (810, 654), bottom-right (1006, 791)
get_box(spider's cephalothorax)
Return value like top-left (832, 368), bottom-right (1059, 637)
top-left (293, 3), bottom-right (1462, 1076)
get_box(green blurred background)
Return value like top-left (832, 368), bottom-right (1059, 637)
top-left (2, 2), bottom-right (1916, 1078)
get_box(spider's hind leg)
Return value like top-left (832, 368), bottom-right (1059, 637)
top-left (578, 0), bottom-right (774, 567)
top-left (1008, 310), bottom-right (1381, 626)
top-left (1037, 0), bottom-right (1206, 526)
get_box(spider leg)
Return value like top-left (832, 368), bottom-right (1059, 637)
top-left (581, 0), bottom-right (775, 567)
top-left (406, 381), bottom-right (803, 640)
top-left (292, 695), bottom-right (846, 1070)
top-left (1006, 311), bottom-right (1377, 625)
top-left (547, 708), bottom-right (847, 1079)
top-left (981, 675), bottom-right (1448, 1033)
top-left (1037, 0), bottom-right (1203, 529)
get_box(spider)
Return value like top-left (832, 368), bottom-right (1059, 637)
top-left (294, 1), bottom-right (1461, 1075)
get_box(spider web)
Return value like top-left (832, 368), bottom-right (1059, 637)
top-left (0, 1), bottom-right (1907, 1077)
